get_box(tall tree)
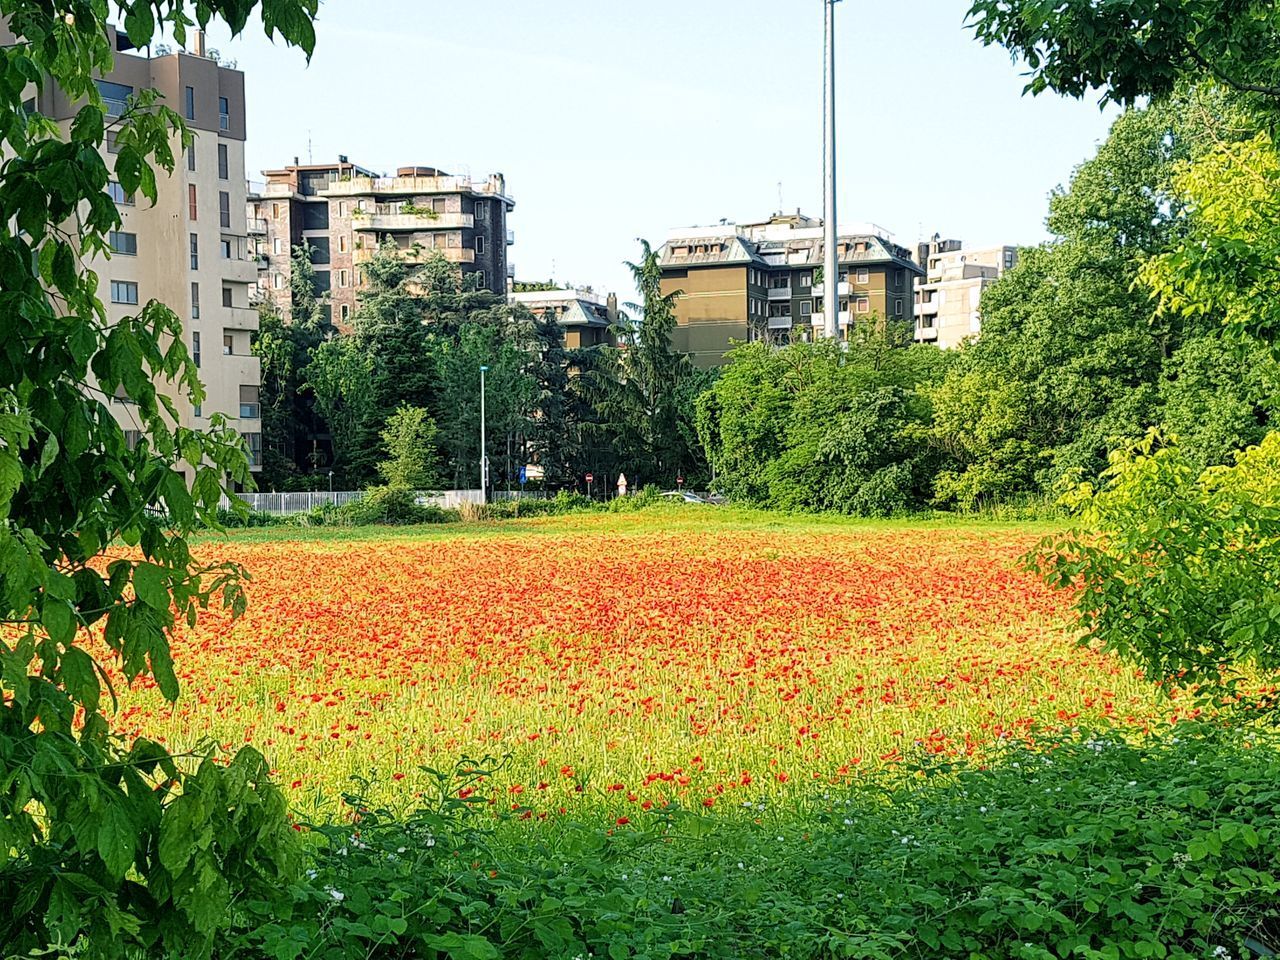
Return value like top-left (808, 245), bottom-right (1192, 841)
top-left (0, 2), bottom-right (316, 955)
top-left (253, 243), bottom-right (333, 488)
top-left (589, 241), bottom-right (700, 487)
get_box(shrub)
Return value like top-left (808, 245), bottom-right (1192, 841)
top-left (226, 730), bottom-right (1280, 960)
top-left (1034, 429), bottom-right (1280, 711)
top-left (330, 486), bottom-right (457, 527)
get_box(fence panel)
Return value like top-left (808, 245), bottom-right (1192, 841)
top-left (221, 490), bottom-right (485, 516)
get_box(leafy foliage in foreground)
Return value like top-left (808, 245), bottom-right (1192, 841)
top-left (0, 1), bottom-right (316, 956)
top-left (226, 731), bottom-right (1280, 959)
top-left (1035, 430), bottom-right (1280, 712)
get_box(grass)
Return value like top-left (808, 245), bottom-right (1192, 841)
top-left (110, 506), bottom-right (1158, 821)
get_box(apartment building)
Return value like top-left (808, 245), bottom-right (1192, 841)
top-left (249, 160), bottom-right (515, 330)
top-left (0, 22), bottom-right (262, 471)
top-left (913, 236), bottom-right (1018, 348)
top-left (508, 288), bottom-right (618, 349)
top-left (657, 212), bottom-right (922, 367)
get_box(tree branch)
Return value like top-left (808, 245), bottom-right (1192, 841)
top-left (1185, 43), bottom-right (1280, 100)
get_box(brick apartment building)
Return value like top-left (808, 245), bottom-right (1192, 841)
top-left (248, 160), bottom-right (514, 329)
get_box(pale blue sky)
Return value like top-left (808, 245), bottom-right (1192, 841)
top-left (194, 0), bottom-right (1117, 299)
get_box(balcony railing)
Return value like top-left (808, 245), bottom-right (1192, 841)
top-left (350, 212), bottom-right (473, 231)
top-left (767, 287), bottom-right (792, 301)
top-left (247, 217), bottom-right (268, 235)
top-left (812, 281), bottom-right (851, 298)
top-left (321, 175), bottom-right (510, 200)
top-left (916, 325), bottom-right (939, 341)
top-left (506, 228), bottom-right (515, 246)
top-left (766, 316), bottom-right (793, 330)
top-left (811, 311), bottom-right (852, 328)
top-left (353, 245), bottom-right (475, 265)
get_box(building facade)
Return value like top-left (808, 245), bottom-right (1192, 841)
top-left (508, 288), bottom-right (617, 349)
top-left (0, 23), bottom-right (263, 471)
top-left (657, 212), bottom-right (922, 367)
top-left (249, 161), bottom-right (515, 330)
top-left (913, 236), bottom-right (1018, 348)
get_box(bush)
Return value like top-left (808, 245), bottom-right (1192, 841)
top-left (608, 484), bottom-right (664, 512)
top-left (1035, 429), bottom-right (1280, 710)
top-left (328, 486), bottom-right (458, 527)
top-left (226, 730), bottom-right (1280, 959)
top-left (214, 506), bottom-right (287, 528)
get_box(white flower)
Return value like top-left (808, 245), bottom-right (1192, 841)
top-left (621, 874), bottom-right (628, 881)
top-left (325, 886), bottom-right (345, 902)
top-left (738, 862), bottom-right (745, 869)
top-left (306, 869), bottom-right (317, 880)
top-left (843, 818), bottom-right (853, 826)
top-left (979, 806), bottom-right (987, 813)
top-left (1128, 781), bottom-right (1137, 787)
top-left (662, 875), bottom-right (672, 883)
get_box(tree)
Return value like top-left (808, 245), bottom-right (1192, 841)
top-left (966, 0), bottom-right (1280, 107)
top-left (253, 244), bottom-right (334, 488)
top-left (698, 329), bottom-right (946, 514)
top-left (589, 241), bottom-right (700, 487)
top-left (0, 2), bottom-right (316, 956)
top-left (378, 405), bottom-right (441, 489)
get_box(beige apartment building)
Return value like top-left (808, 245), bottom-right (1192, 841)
top-left (658, 212), bottom-right (922, 367)
top-left (2, 23), bottom-right (262, 471)
top-left (248, 161), bottom-right (514, 331)
top-left (914, 237), bottom-right (1018, 349)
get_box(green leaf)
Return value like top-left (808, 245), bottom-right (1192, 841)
top-left (97, 801), bottom-right (137, 879)
top-left (425, 933), bottom-right (501, 960)
top-left (42, 598), bottom-right (76, 645)
top-left (132, 562), bottom-right (170, 610)
top-left (158, 796), bottom-right (196, 875)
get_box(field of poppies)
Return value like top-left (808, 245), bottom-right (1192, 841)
top-left (104, 508), bottom-right (1166, 819)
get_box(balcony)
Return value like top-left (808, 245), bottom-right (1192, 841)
top-left (321, 174), bottom-right (511, 202)
top-left (811, 311), bottom-right (852, 328)
top-left (247, 217), bottom-right (268, 235)
top-left (353, 245), bottom-right (475, 265)
top-left (350, 211), bottom-right (473, 231)
top-left (916, 325), bottom-right (939, 341)
top-left (224, 305), bottom-right (260, 332)
top-left (506, 228), bottom-right (515, 246)
top-left (766, 316), bottom-right (793, 330)
top-left (917, 298), bottom-right (939, 316)
top-left (812, 281), bottom-right (851, 298)
top-left (506, 262), bottom-right (516, 279)
top-left (767, 286), bottom-right (792, 301)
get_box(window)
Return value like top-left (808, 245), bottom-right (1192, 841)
top-left (338, 235), bottom-right (347, 253)
top-left (855, 268), bottom-right (870, 284)
top-left (223, 334), bottom-right (233, 355)
top-left (1004, 250), bottom-right (1015, 269)
top-left (476, 270), bottom-right (487, 288)
top-left (219, 96), bottom-right (230, 131)
top-left (856, 297), bottom-right (870, 314)
top-left (340, 303), bottom-right (351, 322)
top-left (475, 235), bottom-right (485, 256)
top-left (474, 200), bottom-right (487, 220)
top-left (895, 298), bottom-right (904, 316)
top-left (273, 273), bottom-right (284, 289)
top-left (110, 280), bottom-right (138, 305)
top-left (217, 143), bottom-right (229, 180)
top-left (220, 239), bottom-right (232, 260)
top-left (108, 231), bottom-right (137, 255)
top-left (272, 202), bottom-right (281, 219)
top-left (189, 234), bottom-right (199, 270)
top-left (193, 404), bottom-right (202, 418)
top-left (106, 133), bottom-right (122, 155)
top-left (184, 86), bottom-right (195, 121)
top-left (273, 238), bottom-right (284, 254)
top-left (107, 181), bottom-right (134, 205)
top-left (799, 272), bottom-right (812, 288)
top-left (337, 201), bottom-right (347, 217)
top-left (187, 145), bottom-right (196, 171)
top-left (239, 385), bottom-right (260, 419)
top-left (188, 183), bottom-right (198, 220)
top-left (219, 191), bottom-right (231, 228)
top-left (192, 330), bottom-right (201, 367)
top-left (338, 269), bottom-right (348, 288)
top-left (191, 283), bottom-right (200, 321)
top-left (447, 233), bottom-right (461, 248)
top-left (432, 197), bottom-right (447, 214)
top-left (768, 274), bottom-right (790, 290)
top-left (96, 79), bottom-right (133, 116)
top-left (895, 269), bottom-right (905, 287)
top-left (124, 429), bottom-right (142, 450)
top-left (222, 286), bottom-right (233, 308)
top-left (800, 300), bottom-right (812, 316)
top-left (241, 432), bottom-right (262, 467)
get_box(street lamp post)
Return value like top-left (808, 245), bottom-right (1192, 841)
top-left (823, 0), bottom-right (842, 343)
top-left (479, 365), bottom-right (489, 503)
top-left (327, 470), bottom-right (334, 499)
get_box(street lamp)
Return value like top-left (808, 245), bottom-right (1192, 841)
top-left (823, 0), bottom-right (843, 342)
top-left (328, 470), bottom-right (334, 498)
top-left (479, 365), bottom-right (489, 503)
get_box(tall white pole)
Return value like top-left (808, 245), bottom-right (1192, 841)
top-left (823, 0), bottom-right (840, 341)
top-left (479, 365), bottom-right (489, 503)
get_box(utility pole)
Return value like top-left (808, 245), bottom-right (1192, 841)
top-left (479, 365), bottom-right (489, 503)
top-left (823, 0), bottom-right (842, 342)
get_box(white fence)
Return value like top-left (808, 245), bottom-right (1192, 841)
top-left (221, 489), bottom-right (485, 516)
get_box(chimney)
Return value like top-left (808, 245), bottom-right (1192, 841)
top-left (192, 29), bottom-right (206, 58)
top-left (338, 154), bottom-right (348, 164)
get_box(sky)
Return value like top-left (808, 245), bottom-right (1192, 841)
top-left (194, 0), bottom-right (1120, 301)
